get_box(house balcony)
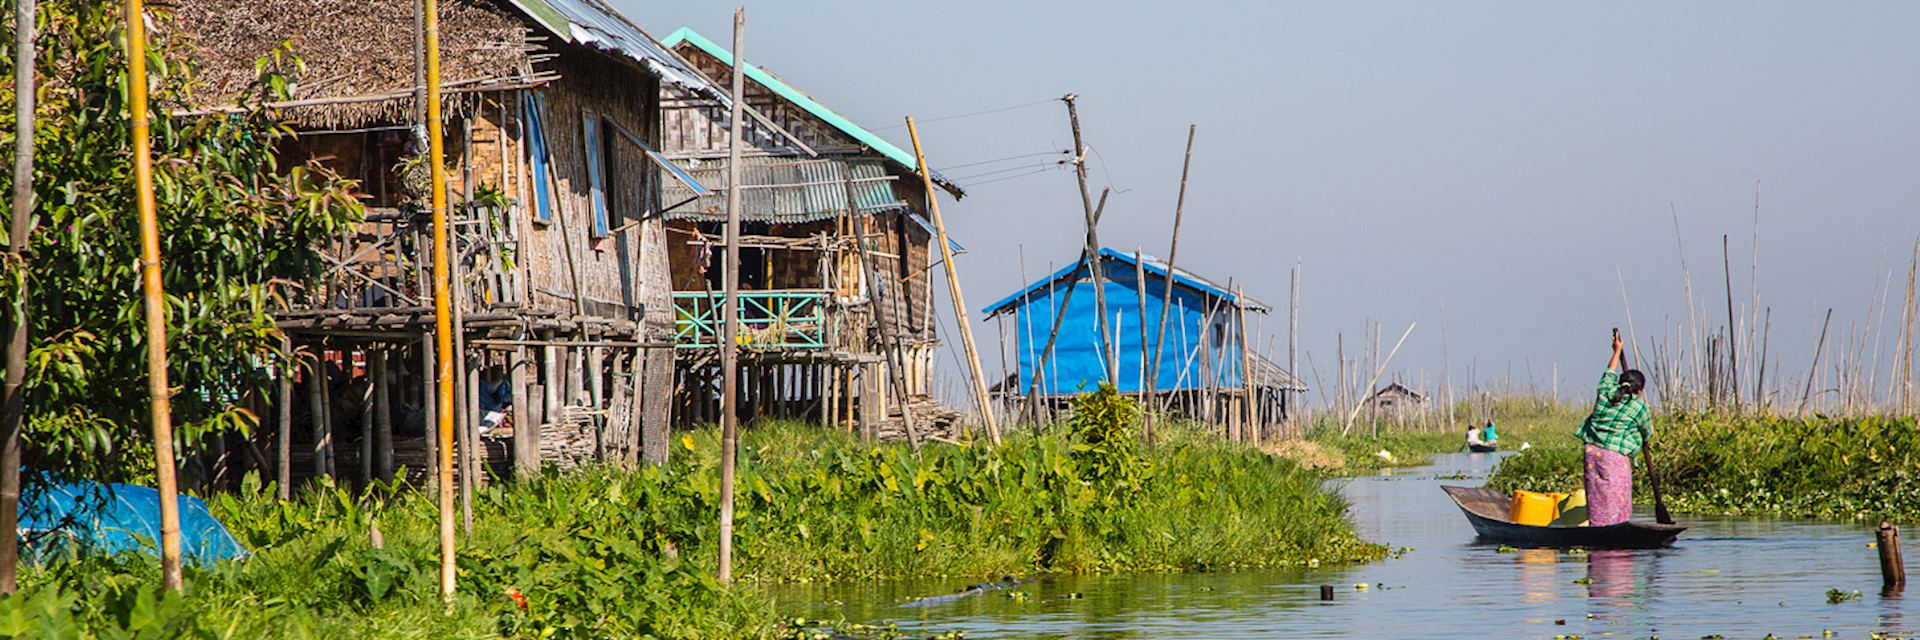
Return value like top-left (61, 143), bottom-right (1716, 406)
top-left (672, 290), bottom-right (833, 350)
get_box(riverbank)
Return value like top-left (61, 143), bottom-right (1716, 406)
top-left (1284, 397), bottom-right (1586, 472)
top-left (4, 393), bottom-right (1381, 638)
top-left (1490, 413), bottom-right (1920, 522)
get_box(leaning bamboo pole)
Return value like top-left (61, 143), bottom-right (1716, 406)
top-left (1149, 125), bottom-right (1197, 425)
top-left (905, 117), bottom-right (999, 444)
top-left (1235, 285), bottom-right (1256, 443)
top-left (1343, 323), bottom-right (1415, 434)
top-left (1060, 95), bottom-right (1114, 386)
top-left (126, 0), bottom-right (185, 593)
top-left (0, 0), bottom-right (35, 593)
top-left (420, 0), bottom-right (460, 597)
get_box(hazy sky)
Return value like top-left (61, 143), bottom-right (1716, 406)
top-left (618, 1), bottom-right (1920, 405)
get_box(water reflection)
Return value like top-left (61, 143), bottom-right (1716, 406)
top-left (772, 453), bottom-right (1912, 639)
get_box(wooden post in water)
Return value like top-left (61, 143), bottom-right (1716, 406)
top-left (1880, 521), bottom-right (1906, 591)
top-left (1722, 235), bottom-right (1740, 409)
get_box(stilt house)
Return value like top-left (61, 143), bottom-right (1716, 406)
top-left (173, 0), bottom-right (724, 486)
top-left (982, 249), bottom-right (1306, 427)
top-left (653, 28), bottom-right (966, 438)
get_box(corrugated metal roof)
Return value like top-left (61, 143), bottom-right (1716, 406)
top-left (663, 156), bottom-right (904, 224)
top-left (505, 0), bottom-right (725, 99)
top-left (982, 248), bottom-right (1270, 315)
top-left (661, 27), bottom-right (964, 198)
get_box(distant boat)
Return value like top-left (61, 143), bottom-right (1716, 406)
top-left (1441, 485), bottom-right (1685, 549)
top-left (1467, 442), bottom-right (1497, 453)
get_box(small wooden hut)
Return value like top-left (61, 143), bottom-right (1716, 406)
top-left (171, 0), bottom-right (725, 486)
top-left (1364, 382), bottom-right (1429, 423)
top-left (982, 249), bottom-right (1306, 431)
top-left (652, 28), bottom-right (967, 439)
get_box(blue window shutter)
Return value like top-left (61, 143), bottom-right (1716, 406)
top-left (582, 113), bottom-right (610, 238)
top-left (523, 93), bottom-right (554, 223)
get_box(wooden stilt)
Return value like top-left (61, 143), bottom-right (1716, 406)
top-left (308, 352), bottom-right (330, 479)
top-left (277, 336), bottom-right (293, 499)
top-left (511, 345), bottom-right (536, 478)
top-left (373, 350), bottom-right (393, 481)
top-left (359, 349), bottom-right (375, 484)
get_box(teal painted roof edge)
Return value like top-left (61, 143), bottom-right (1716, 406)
top-left (663, 27), bottom-right (928, 180)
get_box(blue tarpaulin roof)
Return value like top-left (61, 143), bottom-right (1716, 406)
top-left (19, 480), bottom-right (245, 566)
top-left (983, 248), bottom-right (1268, 316)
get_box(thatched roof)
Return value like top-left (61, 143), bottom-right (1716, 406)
top-left (166, 0), bottom-right (536, 129)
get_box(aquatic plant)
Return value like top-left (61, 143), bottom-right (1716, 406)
top-left (1490, 414), bottom-right (1920, 522)
top-left (0, 414), bottom-right (1382, 637)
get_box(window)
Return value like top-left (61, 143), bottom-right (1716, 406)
top-left (522, 93), bottom-right (555, 224)
top-left (582, 112), bottom-right (610, 238)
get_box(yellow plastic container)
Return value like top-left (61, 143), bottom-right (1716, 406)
top-left (1551, 490), bottom-right (1589, 527)
top-left (1509, 490), bottom-right (1562, 526)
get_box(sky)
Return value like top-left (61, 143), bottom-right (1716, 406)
top-left (616, 1), bottom-right (1920, 407)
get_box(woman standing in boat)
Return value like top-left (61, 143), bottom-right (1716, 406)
top-left (1576, 330), bottom-right (1651, 526)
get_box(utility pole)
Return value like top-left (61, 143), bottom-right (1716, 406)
top-left (422, 0), bottom-right (458, 599)
top-left (906, 117), bottom-right (1000, 444)
top-left (126, 0), bottom-right (184, 593)
top-left (0, 0), bottom-right (35, 594)
top-left (1288, 261), bottom-right (1299, 429)
top-left (1061, 94), bottom-right (1114, 386)
top-left (716, 6), bottom-right (745, 585)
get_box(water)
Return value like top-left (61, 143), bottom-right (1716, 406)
top-left (772, 452), bottom-right (1912, 638)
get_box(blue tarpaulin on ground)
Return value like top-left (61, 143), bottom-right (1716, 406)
top-left (18, 480), bottom-right (245, 566)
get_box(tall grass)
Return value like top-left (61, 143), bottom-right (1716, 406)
top-left (0, 389), bottom-right (1381, 638)
top-left (1490, 414), bottom-right (1920, 522)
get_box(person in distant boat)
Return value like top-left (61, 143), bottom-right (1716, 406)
top-left (1465, 424), bottom-right (1490, 450)
top-left (1575, 330), bottom-right (1652, 526)
top-left (1481, 419), bottom-right (1499, 445)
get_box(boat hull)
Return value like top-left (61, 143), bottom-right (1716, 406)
top-left (1441, 485), bottom-right (1685, 549)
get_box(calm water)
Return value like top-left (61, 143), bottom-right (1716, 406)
top-left (772, 452), bottom-right (1911, 638)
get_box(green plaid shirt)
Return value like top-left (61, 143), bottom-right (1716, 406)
top-left (1576, 369), bottom-right (1653, 457)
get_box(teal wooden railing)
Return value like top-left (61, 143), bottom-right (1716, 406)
top-left (673, 290), bottom-right (832, 350)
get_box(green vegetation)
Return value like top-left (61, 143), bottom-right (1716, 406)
top-left (2, 0), bottom-right (362, 484)
top-left (1296, 396), bottom-right (1586, 471)
top-left (1491, 414), bottom-right (1920, 522)
top-left (0, 388), bottom-right (1380, 638)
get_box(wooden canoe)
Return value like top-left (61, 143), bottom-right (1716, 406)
top-left (1441, 485), bottom-right (1686, 549)
top-left (1467, 442), bottom-right (1498, 453)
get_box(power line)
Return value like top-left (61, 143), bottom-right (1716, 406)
top-left (948, 160), bottom-right (1069, 183)
top-left (878, 97), bottom-right (1056, 131)
top-left (937, 149), bottom-right (1070, 172)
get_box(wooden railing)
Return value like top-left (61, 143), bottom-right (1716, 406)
top-left (673, 290), bottom-right (831, 350)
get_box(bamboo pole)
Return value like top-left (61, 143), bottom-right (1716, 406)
top-left (1723, 235), bottom-right (1740, 409)
top-left (1134, 248), bottom-right (1150, 435)
top-left (843, 177), bottom-right (918, 446)
top-left (125, 0), bottom-right (185, 592)
top-left (1149, 125), bottom-right (1197, 424)
top-left (905, 117), bottom-right (999, 444)
top-left (1235, 286), bottom-right (1256, 443)
top-left (0, 0), bottom-right (34, 591)
top-left (421, 0), bottom-right (458, 598)
top-left (1903, 237), bottom-right (1919, 415)
top-left (716, 7), bottom-right (745, 586)
top-left (1343, 323), bottom-right (1415, 434)
top-left (1288, 261), bottom-right (1299, 428)
top-left (276, 337), bottom-right (292, 499)
top-left (1798, 308), bottom-right (1834, 416)
top-left (1022, 194), bottom-right (1106, 418)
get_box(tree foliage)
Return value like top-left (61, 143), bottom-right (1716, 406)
top-left (0, 0), bottom-right (363, 483)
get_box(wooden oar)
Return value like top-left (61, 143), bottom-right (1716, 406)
top-left (1616, 328), bottom-right (1675, 525)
